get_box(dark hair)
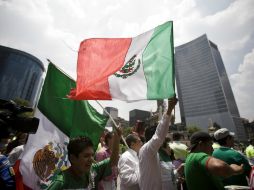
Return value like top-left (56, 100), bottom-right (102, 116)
top-left (249, 139), bottom-right (254, 145)
top-left (217, 135), bottom-right (231, 146)
top-left (162, 136), bottom-right (171, 148)
top-left (172, 133), bottom-right (182, 141)
top-left (190, 131), bottom-right (212, 152)
top-left (135, 121), bottom-right (146, 134)
top-left (126, 134), bottom-right (139, 148)
top-left (105, 132), bottom-right (113, 146)
top-left (67, 136), bottom-right (93, 159)
top-left (145, 125), bottom-right (157, 142)
top-left (6, 132), bottom-right (28, 154)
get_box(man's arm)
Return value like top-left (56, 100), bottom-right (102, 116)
top-left (109, 125), bottom-right (122, 167)
top-left (206, 157), bottom-right (244, 177)
top-left (142, 97), bottom-right (178, 155)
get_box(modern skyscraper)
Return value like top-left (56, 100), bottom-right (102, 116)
top-left (175, 34), bottom-right (246, 141)
top-left (0, 45), bottom-right (44, 107)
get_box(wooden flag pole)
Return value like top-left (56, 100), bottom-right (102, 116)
top-left (95, 100), bottom-right (129, 148)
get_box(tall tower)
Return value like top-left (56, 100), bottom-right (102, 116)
top-left (0, 45), bottom-right (44, 107)
top-left (175, 34), bottom-right (246, 141)
top-left (103, 107), bottom-right (118, 129)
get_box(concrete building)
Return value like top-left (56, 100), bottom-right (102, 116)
top-left (175, 34), bottom-right (246, 141)
top-left (129, 109), bottom-right (151, 127)
top-left (0, 45), bottom-right (44, 107)
top-left (103, 107), bottom-right (118, 130)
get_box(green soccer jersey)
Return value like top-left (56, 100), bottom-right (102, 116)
top-left (47, 158), bottom-right (112, 190)
top-left (185, 152), bottom-right (224, 190)
top-left (213, 147), bottom-right (251, 186)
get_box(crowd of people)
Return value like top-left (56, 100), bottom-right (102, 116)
top-left (1, 96), bottom-right (254, 190)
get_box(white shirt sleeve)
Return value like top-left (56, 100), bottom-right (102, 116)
top-left (141, 114), bottom-right (171, 156)
top-left (118, 152), bottom-right (139, 187)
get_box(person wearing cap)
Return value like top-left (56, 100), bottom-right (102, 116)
top-left (245, 138), bottom-right (254, 165)
top-left (185, 131), bottom-right (244, 190)
top-left (212, 128), bottom-right (251, 186)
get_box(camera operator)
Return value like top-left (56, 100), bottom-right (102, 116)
top-left (0, 99), bottom-right (40, 189)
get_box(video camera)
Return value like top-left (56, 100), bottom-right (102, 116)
top-left (0, 99), bottom-right (39, 137)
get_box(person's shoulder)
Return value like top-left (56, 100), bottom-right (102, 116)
top-left (188, 152), bottom-right (209, 159)
top-left (121, 149), bottom-right (136, 160)
top-left (231, 148), bottom-right (247, 158)
top-left (186, 152), bottom-right (209, 167)
top-left (212, 147), bottom-right (220, 154)
top-left (121, 149), bottom-right (131, 157)
top-left (47, 171), bottom-right (65, 190)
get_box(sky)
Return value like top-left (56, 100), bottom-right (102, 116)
top-left (0, 0), bottom-right (253, 122)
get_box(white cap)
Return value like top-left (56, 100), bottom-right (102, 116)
top-left (214, 128), bottom-right (235, 141)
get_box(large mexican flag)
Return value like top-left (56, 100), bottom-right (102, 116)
top-left (17, 63), bottom-right (108, 190)
top-left (69, 21), bottom-right (175, 101)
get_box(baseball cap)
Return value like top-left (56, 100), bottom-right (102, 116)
top-left (189, 131), bottom-right (212, 151)
top-left (214, 128), bottom-right (235, 141)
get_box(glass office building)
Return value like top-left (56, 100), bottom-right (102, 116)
top-left (175, 35), bottom-right (246, 141)
top-left (0, 45), bottom-right (44, 107)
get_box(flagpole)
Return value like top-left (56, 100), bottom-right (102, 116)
top-left (95, 100), bottom-right (129, 148)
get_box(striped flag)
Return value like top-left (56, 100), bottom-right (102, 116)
top-left (69, 21), bottom-right (175, 101)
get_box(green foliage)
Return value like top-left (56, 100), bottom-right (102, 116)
top-left (13, 98), bottom-right (34, 117)
top-left (120, 143), bottom-right (128, 154)
top-left (187, 125), bottom-right (201, 136)
top-left (122, 127), bottom-right (132, 137)
top-left (13, 98), bottom-right (30, 107)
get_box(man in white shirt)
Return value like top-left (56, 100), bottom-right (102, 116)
top-left (118, 134), bottom-right (143, 190)
top-left (138, 97), bottom-right (177, 190)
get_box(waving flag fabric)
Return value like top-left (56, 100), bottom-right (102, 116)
top-left (69, 21), bottom-right (175, 101)
top-left (17, 63), bottom-right (108, 190)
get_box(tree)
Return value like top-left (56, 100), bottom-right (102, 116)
top-left (187, 125), bottom-right (201, 137)
top-left (122, 127), bottom-right (132, 137)
top-left (13, 98), bottom-right (34, 117)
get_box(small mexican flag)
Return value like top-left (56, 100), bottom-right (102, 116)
top-left (69, 21), bottom-right (175, 101)
top-left (17, 63), bottom-right (108, 190)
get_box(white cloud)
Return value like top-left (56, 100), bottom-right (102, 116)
top-left (0, 0), bottom-right (253, 122)
top-left (230, 49), bottom-right (254, 121)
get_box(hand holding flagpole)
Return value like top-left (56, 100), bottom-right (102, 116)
top-left (96, 100), bottom-right (129, 148)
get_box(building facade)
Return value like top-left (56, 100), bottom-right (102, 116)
top-left (175, 34), bottom-right (246, 141)
top-left (103, 107), bottom-right (118, 130)
top-left (0, 45), bottom-right (44, 107)
top-left (129, 109), bottom-right (151, 127)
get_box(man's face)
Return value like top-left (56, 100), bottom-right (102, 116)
top-left (132, 137), bottom-right (143, 151)
top-left (227, 135), bottom-right (234, 148)
top-left (162, 144), bottom-right (172, 156)
top-left (203, 140), bottom-right (214, 155)
top-left (107, 136), bottom-right (113, 150)
top-left (71, 146), bottom-right (94, 173)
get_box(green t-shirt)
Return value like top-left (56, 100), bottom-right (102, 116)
top-left (213, 147), bottom-right (251, 186)
top-left (185, 152), bottom-right (224, 190)
top-left (47, 158), bottom-right (112, 190)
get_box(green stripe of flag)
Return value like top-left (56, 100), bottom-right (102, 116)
top-left (142, 21), bottom-right (175, 99)
top-left (38, 63), bottom-right (108, 149)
